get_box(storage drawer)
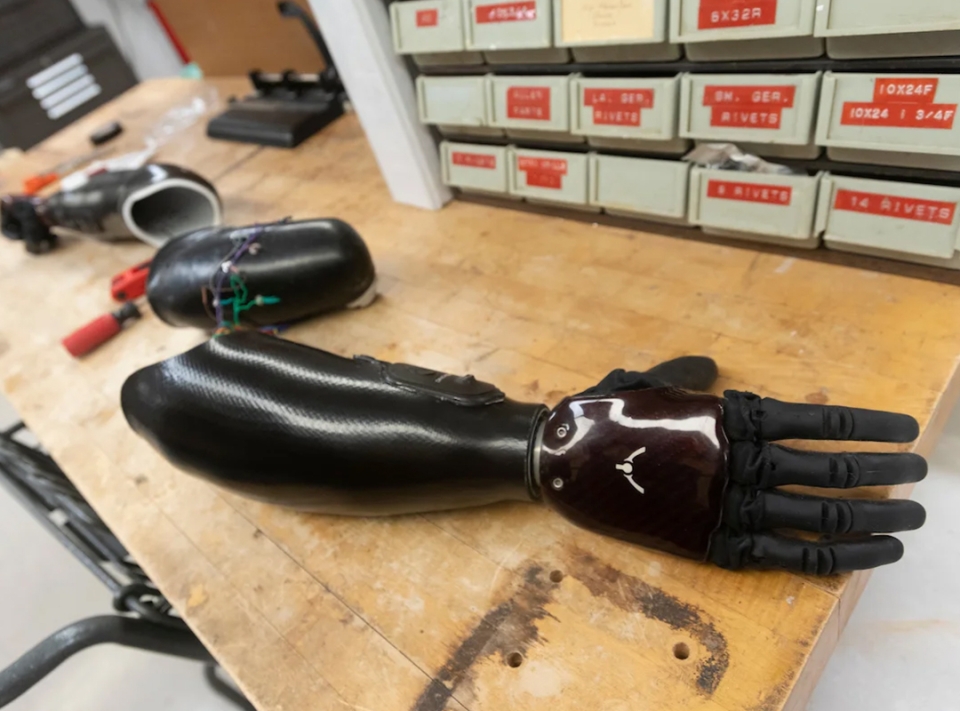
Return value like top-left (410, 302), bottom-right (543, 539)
top-left (489, 75), bottom-right (578, 142)
top-left (417, 75), bottom-right (501, 136)
top-left (552, 0), bottom-right (679, 62)
top-left (669, 0), bottom-right (822, 60)
top-left (815, 0), bottom-right (960, 59)
top-left (464, 0), bottom-right (568, 63)
top-left (391, 0), bottom-right (482, 65)
top-left (441, 141), bottom-right (511, 194)
top-left (680, 73), bottom-right (821, 158)
top-left (589, 154), bottom-right (690, 223)
top-left (688, 168), bottom-right (824, 247)
top-left (572, 76), bottom-right (684, 152)
top-left (509, 147), bottom-right (592, 208)
top-left (818, 175), bottom-right (960, 268)
top-left (815, 73), bottom-right (960, 171)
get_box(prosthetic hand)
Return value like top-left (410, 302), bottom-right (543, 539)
top-left (1, 164), bottom-right (221, 253)
top-left (121, 332), bottom-right (926, 574)
top-left (146, 218), bottom-right (377, 330)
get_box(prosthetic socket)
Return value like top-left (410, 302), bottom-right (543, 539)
top-left (146, 218), bottom-right (377, 330)
top-left (122, 332), bottom-right (927, 575)
top-left (1, 164), bottom-right (221, 253)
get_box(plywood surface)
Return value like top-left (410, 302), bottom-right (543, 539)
top-left (2, 78), bottom-right (959, 711)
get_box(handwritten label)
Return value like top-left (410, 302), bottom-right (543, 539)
top-left (874, 78), bottom-right (939, 104)
top-left (711, 106), bottom-right (782, 128)
top-left (452, 152), bottom-right (496, 169)
top-left (707, 180), bottom-right (792, 205)
top-left (517, 156), bottom-right (567, 190)
top-left (559, 0), bottom-right (656, 44)
top-left (698, 0), bottom-right (777, 30)
top-left (476, 1), bottom-right (537, 23)
top-left (834, 189), bottom-right (957, 225)
top-left (415, 8), bottom-right (439, 27)
top-left (703, 85), bottom-right (795, 107)
top-left (507, 86), bottom-right (551, 121)
top-left (840, 103), bottom-right (957, 129)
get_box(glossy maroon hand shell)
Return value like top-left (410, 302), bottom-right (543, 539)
top-left (539, 388), bottom-right (730, 560)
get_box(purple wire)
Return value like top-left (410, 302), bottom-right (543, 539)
top-left (212, 224), bottom-right (266, 327)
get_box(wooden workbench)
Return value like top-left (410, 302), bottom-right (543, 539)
top-left (2, 78), bottom-right (959, 711)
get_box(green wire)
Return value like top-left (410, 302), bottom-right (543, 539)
top-left (216, 272), bottom-right (281, 329)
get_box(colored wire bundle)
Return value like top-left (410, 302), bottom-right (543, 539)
top-left (204, 221), bottom-right (286, 334)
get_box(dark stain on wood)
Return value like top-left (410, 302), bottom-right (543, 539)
top-left (569, 549), bottom-right (730, 696)
top-left (411, 565), bottom-right (557, 711)
top-left (750, 679), bottom-right (792, 711)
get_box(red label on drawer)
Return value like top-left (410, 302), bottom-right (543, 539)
top-left (697, 0), bottom-right (777, 29)
top-left (703, 85), bottom-right (795, 107)
top-left (594, 107), bottom-right (642, 126)
top-left (518, 156), bottom-right (566, 190)
top-left (584, 88), bottom-right (655, 108)
top-left (710, 106), bottom-right (782, 128)
top-left (525, 170), bottom-right (563, 189)
top-left (507, 86), bottom-right (551, 120)
top-left (452, 152), bottom-right (496, 169)
top-left (840, 102), bottom-right (957, 129)
top-left (834, 189), bottom-right (957, 225)
top-left (517, 157), bottom-right (567, 174)
top-left (707, 180), bottom-right (792, 205)
top-left (475, 1), bottom-right (537, 23)
top-left (416, 8), bottom-right (439, 27)
top-left (873, 78), bottom-right (939, 104)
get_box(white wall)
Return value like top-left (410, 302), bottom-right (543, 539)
top-left (306, 0), bottom-right (450, 210)
top-left (70, 0), bottom-right (183, 80)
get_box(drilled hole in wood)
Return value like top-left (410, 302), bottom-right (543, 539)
top-left (549, 570), bottom-right (564, 583)
top-left (507, 652), bottom-right (524, 668)
top-left (673, 642), bottom-right (690, 661)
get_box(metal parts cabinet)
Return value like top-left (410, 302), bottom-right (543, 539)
top-left (488, 74), bottom-right (579, 142)
top-left (463, 0), bottom-right (569, 63)
top-left (589, 154), bottom-right (691, 223)
top-left (440, 140), bottom-right (513, 195)
top-left (551, 0), bottom-right (679, 62)
top-left (571, 75), bottom-right (687, 153)
top-left (818, 174), bottom-right (960, 269)
top-left (417, 75), bottom-right (502, 136)
top-left (390, 0), bottom-right (483, 66)
top-left (814, 0), bottom-right (960, 59)
top-left (508, 146), bottom-right (594, 208)
top-left (687, 167), bottom-right (825, 247)
top-left (669, 0), bottom-right (823, 61)
top-left (679, 73), bottom-right (822, 159)
top-left (815, 73), bottom-right (960, 172)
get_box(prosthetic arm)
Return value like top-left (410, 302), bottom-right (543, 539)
top-left (121, 332), bottom-right (926, 574)
top-left (2, 164), bottom-right (221, 253)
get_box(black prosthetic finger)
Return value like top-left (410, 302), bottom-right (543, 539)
top-left (724, 486), bottom-right (926, 534)
top-left (577, 369), bottom-right (662, 397)
top-left (579, 357), bottom-right (718, 397)
top-left (723, 391), bottom-right (920, 443)
top-left (709, 529), bottom-right (905, 574)
top-left (730, 442), bottom-right (929, 489)
top-left (645, 356), bottom-right (719, 392)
